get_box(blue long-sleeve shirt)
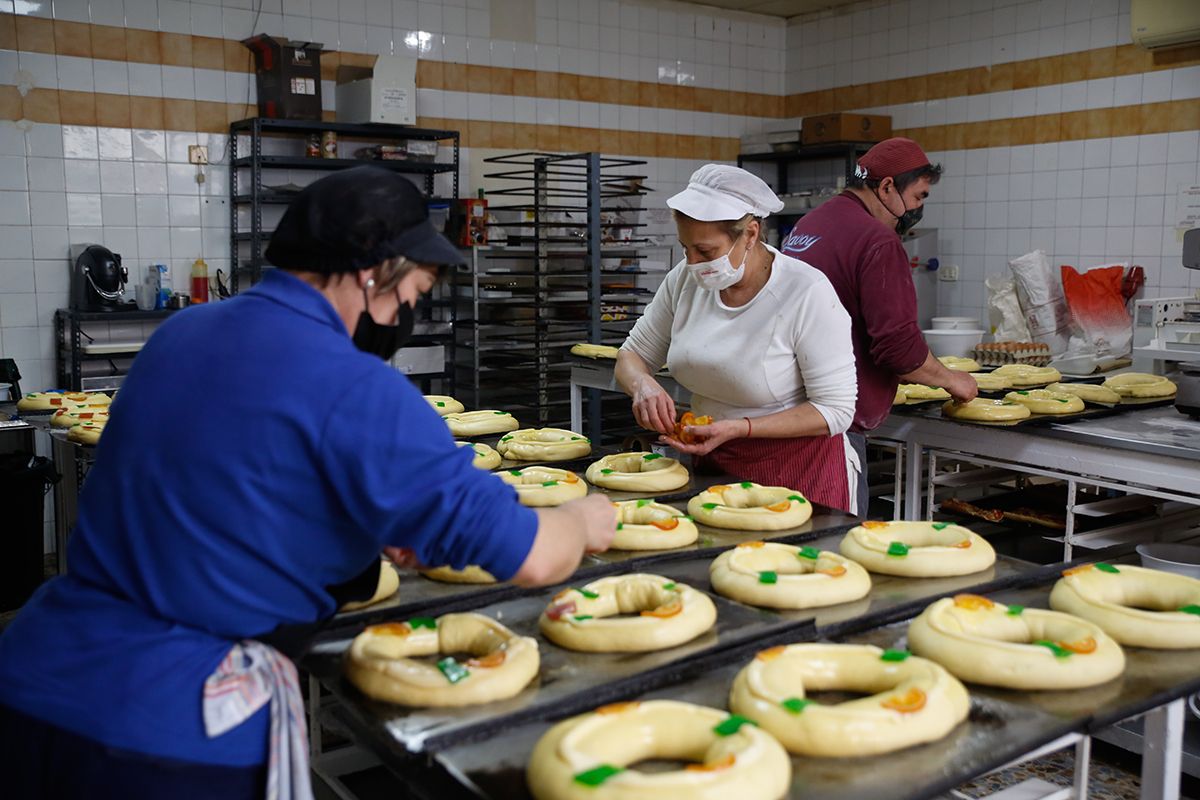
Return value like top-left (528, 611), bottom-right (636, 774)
top-left (0, 269), bottom-right (537, 766)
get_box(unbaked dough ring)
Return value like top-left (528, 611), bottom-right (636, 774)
top-left (16, 391), bottom-right (91, 412)
top-left (586, 452), bottom-right (689, 492)
top-left (970, 372), bottom-right (1011, 391)
top-left (1102, 372), bottom-right (1178, 398)
top-left (340, 561), bottom-right (400, 611)
top-left (50, 405), bottom-right (109, 428)
top-left (345, 612), bottom-right (539, 707)
top-left (612, 499), bottom-right (698, 550)
top-left (570, 343), bottom-right (621, 360)
top-left (444, 410), bottom-right (521, 437)
top-left (709, 541), bottom-right (871, 609)
top-left (908, 593), bottom-right (1125, 689)
top-left (899, 384), bottom-right (950, 400)
top-left (538, 574), bottom-right (716, 652)
top-left (687, 483), bottom-right (812, 531)
top-left (1004, 389), bottom-right (1085, 414)
top-left (729, 643), bottom-right (969, 757)
top-left (425, 395), bottom-right (465, 415)
top-left (942, 398), bottom-right (1031, 421)
top-left (939, 356), bottom-right (982, 372)
top-left (420, 565), bottom-right (498, 584)
top-left (1049, 562), bottom-right (1200, 649)
top-left (497, 428), bottom-right (592, 462)
top-left (839, 520), bottom-right (996, 577)
top-left (526, 699), bottom-right (791, 800)
top-left (1045, 382), bottom-right (1121, 405)
top-left (458, 441), bottom-right (501, 470)
top-left (67, 421), bottom-right (106, 445)
top-left (991, 364), bottom-right (1062, 385)
top-left (893, 387), bottom-right (907, 405)
top-left (499, 466), bottom-right (588, 506)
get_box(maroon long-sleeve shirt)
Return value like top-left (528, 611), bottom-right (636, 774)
top-left (782, 192), bottom-right (929, 433)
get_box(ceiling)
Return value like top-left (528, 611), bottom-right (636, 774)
top-left (682, 0), bottom-right (866, 20)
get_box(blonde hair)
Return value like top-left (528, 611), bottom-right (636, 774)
top-left (373, 256), bottom-right (412, 293)
top-left (672, 211), bottom-right (766, 243)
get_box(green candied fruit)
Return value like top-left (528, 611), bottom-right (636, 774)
top-left (542, 480), bottom-right (559, 487)
top-left (662, 582), bottom-right (677, 591)
top-left (880, 649), bottom-right (910, 662)
top-left (571, 436), bottom-right (583, 440)
top-left (436, 657), bottom-right (470, 683)
top-left (637, 498), bottom-right (652, 507)
top-left (1033, 640), bottom-right (1073, 658)
top-left (508, 469), bottom-right (523, 475)
top-left (616, 523), bottom-right (623, 530)
top-left (436, 401), bottom-right (445, 407)
top-left (740, 481), bottom-right (753, 488)
top-left (574, 588), bottom-right (600, 599)
top-left (493, 411), bottom-right (509, 415)
top-left (1006, 604), bottom-right (1025, 616)
top-left (797, 546), bottom-right (820, 560)
top-left (702, 502), bottom-right (720, 510)
top-left (501, 435), bottom-right (514, 442)
top-left (712, 714), bottom-right (757, 737)
top-left (408, 617), bottom-right (437, 629)
top-left (781, 697), bottom-right (812, 714)
top-left (787, 494), bottom-right (807, 503)
top-left (1095, 562), bottom-right (1121, 573)
top-left (1178, 605), bottom-right (1200, 616)
top-left (931, 522), bottom-right (949, 530)
top-left (1017, 390), bottom-right (1030, 395)
top-left (642, 453), bottom-right (663, 460)
top-left (572, 614), bottom-right (593, 621)
top-left (1056, 398), bottom-right (1070, 403)
top-left (887, 541), bottom-right (910, 557)
top-left (758, 571), bottom-right (778, 585)
top-left (601, 468), bottom-right (614, 474)
top-left (573, 765), bottom-right (624, 786)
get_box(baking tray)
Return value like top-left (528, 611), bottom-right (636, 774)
top-left (892, 397), bottom-right (1174, 428)
top-left (303, 564), bottom-right (816, 756)
top-left (331, 563), bottom-right (524, 628)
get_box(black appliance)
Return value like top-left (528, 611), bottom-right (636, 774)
top-left (70, 244), bottom-right (135, 312)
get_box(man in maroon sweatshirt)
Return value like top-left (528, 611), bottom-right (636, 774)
top-left (782, 137), bottom-right (976, 516)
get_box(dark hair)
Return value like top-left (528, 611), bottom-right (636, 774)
top-left (846, 163), bottom-right (943, 191)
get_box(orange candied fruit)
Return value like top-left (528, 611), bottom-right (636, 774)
top-left (765, 501), bottom-right (792, 512)
top-left (466, 650), bottom-right (507, 668)
top-left (862, 520), bottom-right (890, 529)
top-left (817, 565), bottom-right (847, 578)
top-left (641, 600), bottom-right (683, 618)
top-left (737, 541), bottom-right (767, 549)
top-left (952, 539), bottom-right (972, 548)
top-left (651, 518), bottom-right (680, 531)
top-left (686, 754), bottom-right (736, 773)
top-left (756, 645), bottom-right (787, 662)
top-left (596, 701), bottom-right (641, 715)
top-left (953, 594), bottom-right (995, 611)
top-left (881, 687), bottom-right (927, 714)
top-left (564, 473), bottom-right (579, 483)
top-left (708, 484), bottom-right (730, 496)
top-left (1059, 637), bottom-right (1097, 654)
top-left (1062, 564), bottom-right (1094, 577)
top-left (368, 622), bottom-right (412, 637)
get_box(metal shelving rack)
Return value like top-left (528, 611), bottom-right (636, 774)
top-left (54, 308), bottom-right (177, 391)
top-left (456, 152), bottom-right (650, 438)
top-left (229, 117), bottom-right (461, 393)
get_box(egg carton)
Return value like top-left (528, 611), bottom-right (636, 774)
top-left (972, 341), bottom-right (1053, 367)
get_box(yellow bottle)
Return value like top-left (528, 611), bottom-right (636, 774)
top-left (190, 258), bottom-right (209, 303)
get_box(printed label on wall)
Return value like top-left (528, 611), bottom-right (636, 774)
top-left (1176, 184), bottom-right (1200, 229)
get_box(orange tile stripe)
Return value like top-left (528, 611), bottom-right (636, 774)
top-left (3, 12), bottom-right (1198, 123)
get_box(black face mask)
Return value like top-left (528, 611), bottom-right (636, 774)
top-left (352, 286), bottom-right (414, 360)
top-left (874, 184), bottom-right (923, 236)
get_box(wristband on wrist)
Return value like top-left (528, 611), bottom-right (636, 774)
top-left (744, 416), bottom-right (752, 438)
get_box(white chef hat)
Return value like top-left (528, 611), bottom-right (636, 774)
top-left (666, 164), bottom-right (784, 221)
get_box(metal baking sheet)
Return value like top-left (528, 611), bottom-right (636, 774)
top-left (303, 565), bottom-right (814, 756)
top-left (1039, 406), bottom-right (1200, 461)
top-left (331, 563), bottom-right (524, 628)
top-left (893, 397), bottom-right (1172, 429)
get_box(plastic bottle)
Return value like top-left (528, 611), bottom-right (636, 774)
top-left (191, 258), bottom-right (209, 304)
top-left (156, 264), bottom-right (171, 309)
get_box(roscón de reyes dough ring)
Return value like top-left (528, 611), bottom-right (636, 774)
top-left (970, 372), bottom-right (1011, 391)
top-left (497, 428), bottom-right (592, 462)
top-left (729, 643), bottom-right (969, 757)
top-left (586, 452), bottom-right (689, 492)
top-left (1102, 372), bottom-right (1178, 398)
top-left (839, 520), bottom-right (995, 577)
top-left (1045, 382), bottom-right (1121, 405)
top-left (539, 574), bottom-right (716, 652)
top-left (710, 541), bottom-right (870, 609)
top-left (1004, 389), bottom-right (1085, 414)
top-left (526, 699), bottom-right (791, 800)
top-left (425, 395), bottom-right (464, 415)
top-left (908, 593), bottom-right (1125, 689)
top-left (420, 565), bottom-right (498, 584)
top-left (942, 397), bottom-right (1031, 421)
top-left (499, 467), bottom-right (588, 506)
top-left (687, 482), bottom-right (812, 531)
top-left (340, 561), bottom-right (400, 611)
top-left (991, 364), bottom-right (1062, 385)
top-left (612, 499), bottom-right (698, 550)
top-left (67, 421), bottom-right (107, 445)
top-left (50, 405), bottom-right (109, 428)
top-left (569, 343), bottom-right (621, 360)
top-left (1049, 562), bottom-right (1200, 649)
top-left (444, 410), bottom-right (520, 437)
top-left (899, 384), bottom-right (950, 401)
top-left (938, 356), bottom-right (982, 372)
top-left (17, 391), bottom-right (92, 412)
top-left (458, 440), bottom-right (501, 470)
top-left (345, 612), bottom-right (539, 706)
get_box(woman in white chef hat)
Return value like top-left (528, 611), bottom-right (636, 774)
top-left (616, 164), bottom-right (860, 512)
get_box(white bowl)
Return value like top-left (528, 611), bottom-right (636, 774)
top-left (931, 316), bottom-right (981, 330)
top-left (923, 328), bottom-right (985, 358)
top-left (1136, 543), bottom-right (1200, 579)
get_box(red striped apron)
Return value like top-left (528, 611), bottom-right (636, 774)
top-left (695, 434), bottom-right (851, 513)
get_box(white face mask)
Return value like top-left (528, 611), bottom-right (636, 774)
top-left (686, 238), bottom-right (748, 291)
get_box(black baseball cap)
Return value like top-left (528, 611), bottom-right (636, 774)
top-left (265, 166), bottom-right (466, 273)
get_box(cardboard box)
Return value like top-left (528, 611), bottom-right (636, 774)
top-left (243, 35), bottom-right (323, 120)
top-left (335, 55), bottom-right (417, 125)
top-left (801, 113), bottom-right (892, 144)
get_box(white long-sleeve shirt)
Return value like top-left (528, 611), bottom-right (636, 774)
top-left (623, 244), bottom-right (858, 436)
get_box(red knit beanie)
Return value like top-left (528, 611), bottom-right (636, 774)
top-left (856, 137), bottom-right (931, 180)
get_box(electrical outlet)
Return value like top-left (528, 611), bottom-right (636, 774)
top-left (939, 264), bottom-right (959, 282)
top-left (188, 145), bottom-right (208, 165)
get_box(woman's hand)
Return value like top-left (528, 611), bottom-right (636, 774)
top-left (566, 494), bottom-right (619, 554)
top-left (631, 374), bottom-right (676, 435)
top-left (660, 418), bottom-right (748, 456)
top-left (383, 546), bottom-right (424, 569)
